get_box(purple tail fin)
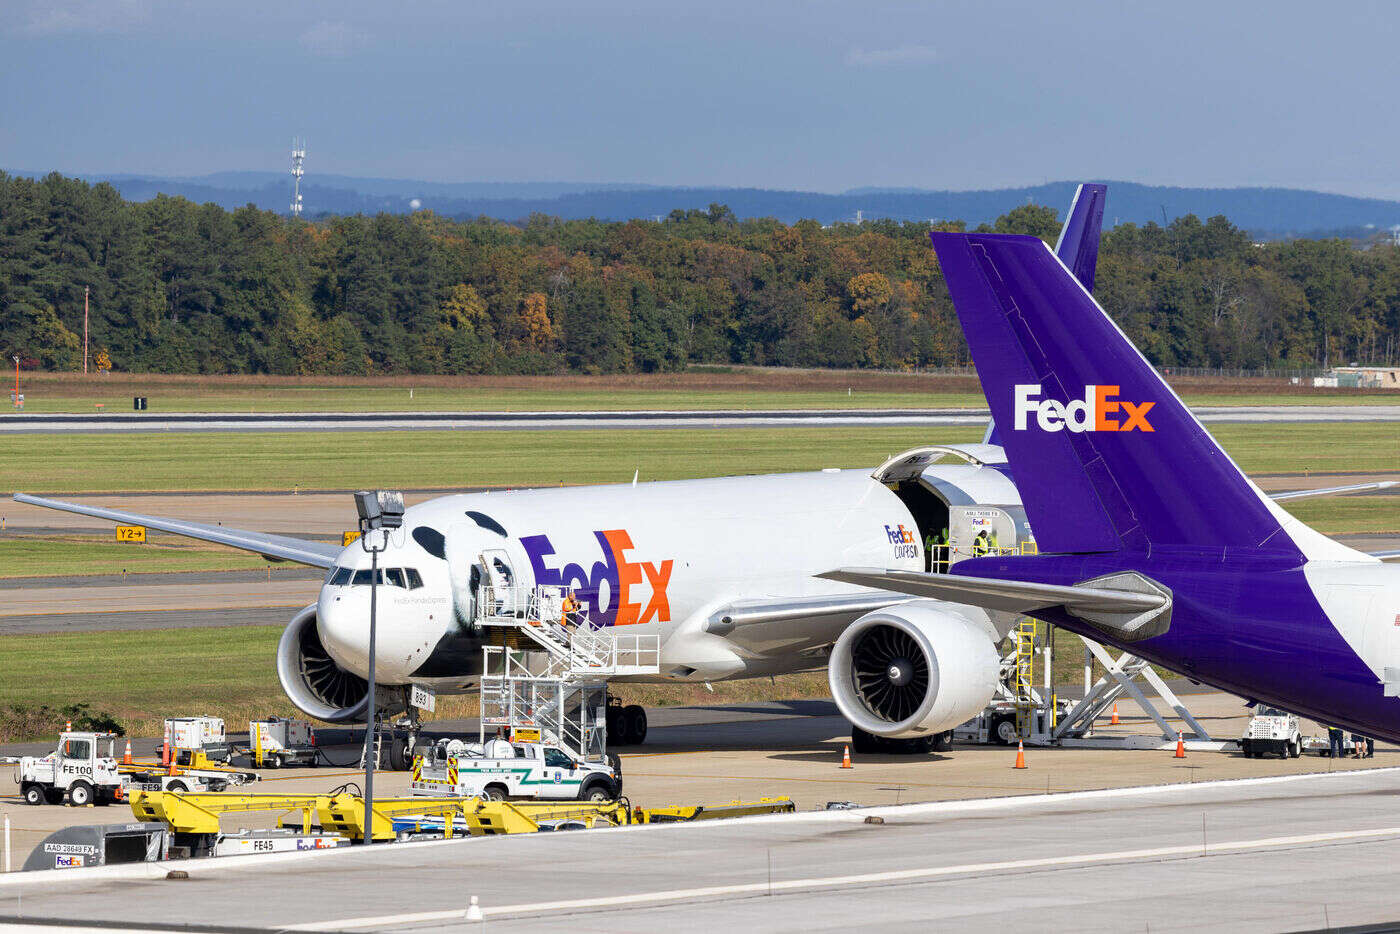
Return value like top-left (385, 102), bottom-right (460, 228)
top-left (1054, 183), bottom-right (1106, 292)
top-left (930, 231), bottom-right (1298, 557)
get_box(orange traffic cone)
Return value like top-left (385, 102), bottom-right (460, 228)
top-left (840, 745), bottom-right (853, 769)
top-left (161, 741), bottom-right (170, 767)
top-left (168, 751), bottom-right (179, 776)
top-left (122, 741), bottom-right (133, 765)
top-left (1174, 732), bottom-right (1186, 758)
top-left (1110, 703), bottom-right (1120, 725)
top-left (1013, 740), bottom-right (1027, 769)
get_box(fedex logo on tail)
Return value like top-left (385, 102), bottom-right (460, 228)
top-left (1013, 385), bottom-right (1154, 433)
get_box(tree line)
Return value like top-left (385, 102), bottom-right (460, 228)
top-left (2, 171), bottom-right (1397, 375)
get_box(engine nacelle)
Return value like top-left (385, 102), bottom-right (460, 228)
top-left (277, 605), bottom-right (404, 723)
top-left (828, 601), bottom-right (999, 738)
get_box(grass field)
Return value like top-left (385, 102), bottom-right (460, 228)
top-left (0, 624), bottom-right (833, 742)
top-left (0, 535), bottom-right (306, 579)
top-left (9, 369), bottom-right (1397, 413)
top-left (0, 422), bottom-right (1395, 494)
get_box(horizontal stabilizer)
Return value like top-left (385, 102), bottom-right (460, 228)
top-left (1373, 550), bottom-right (1400, 563)
top-left (818, 566), bottom-right (1172, 642)
top-left (13, 492), bottom-right (340, 568)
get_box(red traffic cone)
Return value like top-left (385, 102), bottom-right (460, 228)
top-left (1110, 703), bottom-right (1120, 726)
top-left (840, 745), bottom-right (853, 769)
top-left (1174, 732), bottom-right (1186, 758)
top-left (122, 741), bottom-right (133, 765)
top-left (1013, 740), bottom-right (1027, 769)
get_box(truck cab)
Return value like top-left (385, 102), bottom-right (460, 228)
top-left (19, 732), bottom-right (125, 806)
top-left (1241, 706), bottom-right (1303, 759)
top-left (410, 741), bottom-right (620, 802)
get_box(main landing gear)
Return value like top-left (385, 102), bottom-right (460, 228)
top-left (606, 697), bottom-right (649, 746)
top-left (850, 725), bottom-right (954, 755)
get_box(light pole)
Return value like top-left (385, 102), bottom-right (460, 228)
top-left (352, 490), bottom-right (403, 843)
top-left (11, 356), bottom-right (18, 405)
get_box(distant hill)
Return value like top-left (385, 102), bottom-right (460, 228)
top-left (10, 170), bottom-right (1400, 238)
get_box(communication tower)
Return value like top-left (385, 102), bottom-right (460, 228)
top-left (290, 139), bottom-right (307, 217)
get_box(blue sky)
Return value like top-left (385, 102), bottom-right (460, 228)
top-left (5, 0), bottom-right (1400, 197)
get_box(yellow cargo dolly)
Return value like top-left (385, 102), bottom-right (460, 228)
top-left (131, 790), bottom-right (796, 842)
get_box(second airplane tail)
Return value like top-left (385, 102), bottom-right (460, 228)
top-left (930, 231), bottom-right (1329, 559)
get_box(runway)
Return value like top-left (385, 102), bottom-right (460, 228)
top-left (6, 767), bottom-right (1400, 932)
top-left (1, 404), bottom-right (1397, 433)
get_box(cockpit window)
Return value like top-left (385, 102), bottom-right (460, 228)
top-left (351, 569), bottom-right (383, 587)
top-left (411, 527), bottom-right (447, 559)
top-left (405, 568), bottom-right (424, 590)
top-left (386, 568), bottom-right (406, 589)
top-left (329, 567), bottom-right (352, 586)
top-left (466, 511), bottom-right (508, 537)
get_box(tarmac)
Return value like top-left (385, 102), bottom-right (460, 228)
top-left (1, 403), bottom-right (1397, 433)
top-left (3, 747), bottom-right (1400, 931)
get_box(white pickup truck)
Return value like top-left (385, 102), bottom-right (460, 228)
top-left (409, 741), bottom-right (621, 802)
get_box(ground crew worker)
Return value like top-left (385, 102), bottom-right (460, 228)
top-left (561, 593), bottom-right (580, 629)
top-left (486, 728), bottom-right (514, 759)
top-left (973, 530), bottom-right (990, 557)
top-left (1351, 731), bottom-right (1368, 758)
top-left (933, 527), bottom-right (949, 572)
top-left (1328, 725), bottom-right (1346, 759)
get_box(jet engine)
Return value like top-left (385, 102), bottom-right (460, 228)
top-left (828, 601), bottom-right (999, 741)
top-left (277, 605), bottom-right (403, 722)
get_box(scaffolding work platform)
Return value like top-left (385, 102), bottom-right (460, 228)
top-left (473, 583), bottom-right (660, 763)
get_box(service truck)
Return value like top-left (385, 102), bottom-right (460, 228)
top-left (165, 717), bottom-right (229, 762)
top-left (1240, 706), bottom-right (1303, 759)
top-left (409, 741), bottom-right (620, 802)
top-left (248, 718), bottom-right (318, 768)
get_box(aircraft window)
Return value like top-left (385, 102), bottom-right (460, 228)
top-left (386, 568), bottom-right (406, 589)
top-left (405, 568), bottom-right (424, 590)
top-left (411, 527), bottom-right (447, 559)
top-left (493, 558), bottom-right (514, 585)
top-left (351, 569), bottom-right (385, 586)
top-left (329, 567), bottom-right (352, 586)
top-left (466, 511), bottom-right (508, 537)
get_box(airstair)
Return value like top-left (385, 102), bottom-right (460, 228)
top-left (473, 583), bottom-right (661, 763)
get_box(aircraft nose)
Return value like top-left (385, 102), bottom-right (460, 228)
top-left (318, 586), bottom-right (372, 678)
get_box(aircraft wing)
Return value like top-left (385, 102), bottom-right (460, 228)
top-left (705, 591), bottom-right (919, 633)
top-left (13, 492), bottom-right (340, 568)
top-left (1372, 550), bottom-right (1400, 563)
top-left (1268, 480), bottom-right (1396, 502)
top-left (817, 567), bottom-right (1167, 615)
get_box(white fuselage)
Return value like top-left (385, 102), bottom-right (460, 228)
top-left (316, 469), bottom-right (932, 690)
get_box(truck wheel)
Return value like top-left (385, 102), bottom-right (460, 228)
top-left (1289, 738), bottom-right (1301, 758)
top-left (482, 785), bottom-right (508, 802)
top-left (21, 783), bottom-right (45, 806)
top-left (581, 782), bottom-right (612, 803)
top-left (624, 706), bottom-right (647, 745)
top-left (267, 754), bottom-right (283, 769)
top-left (67, 781), bottom-right (93, 807)
top-left (166, 780), bottom-right (188, 793)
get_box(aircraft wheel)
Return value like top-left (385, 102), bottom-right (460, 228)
top-left (931, 729), bottom-right (955, 752)
top-left (624, 706), bottom-right (648, 746)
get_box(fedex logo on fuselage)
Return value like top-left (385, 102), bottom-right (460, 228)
top-left (521, 529), bottom-right (673, 627)
top-left (885, 524), bottom-right (915, 544)
top-left (1013, 385), bottom-right (1154, 433)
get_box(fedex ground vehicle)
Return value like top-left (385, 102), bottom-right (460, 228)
top-left (409, 742), bottom-right (620, 802)
top-left (18, 732), bottom-right (127, 806)
top-left (1241, 706), bottom-right (1303, 759)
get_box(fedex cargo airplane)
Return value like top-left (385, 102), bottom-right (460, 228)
top-left (825, 229), bottom-right (1400, 742)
